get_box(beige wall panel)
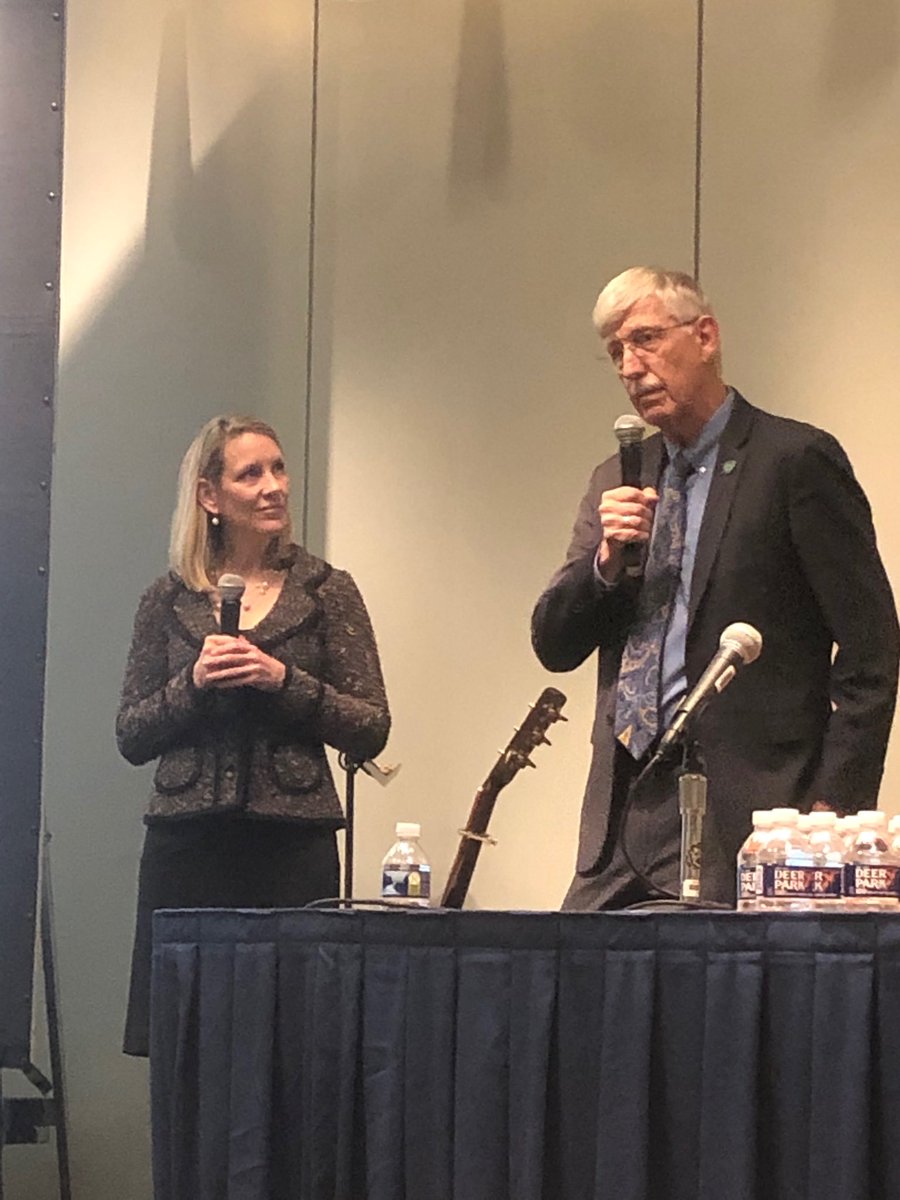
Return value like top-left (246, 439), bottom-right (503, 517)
top-left (702, 0), bottom-right (900, 813)
top-left (9, 2), bottom-right (315, 1196)
top-left (314, 0), bottom-right (698, 908)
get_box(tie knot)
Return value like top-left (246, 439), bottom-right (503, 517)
top-left (670, 452), bottom-right (693, 482)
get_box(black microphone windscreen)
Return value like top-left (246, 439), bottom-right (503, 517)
top-left (218, 573), bottom-right (245, 637)
top-left (218, 573), bottom-right (246, 604)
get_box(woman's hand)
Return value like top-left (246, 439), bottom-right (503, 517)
top-left (193, 635), bottom-right (286, 692)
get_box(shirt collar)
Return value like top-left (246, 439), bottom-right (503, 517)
top-left (664, 387), bottom-right (735, 472)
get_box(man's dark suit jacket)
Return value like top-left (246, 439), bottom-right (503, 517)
top-left (532, 393), bottom-right (900, 903)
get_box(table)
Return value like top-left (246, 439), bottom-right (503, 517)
top-left (150, 907), bottom-right (900, 1200)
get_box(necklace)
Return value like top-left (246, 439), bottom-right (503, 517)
top-left (238, 580), bottom-right (268, 610)
top-left (212, 570), bottom-right (283, 614)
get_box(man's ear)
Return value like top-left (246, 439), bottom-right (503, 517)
top-left (197, 479), bottom-right (218, 516)
top-left (696, 314), bottom-right (721, 362)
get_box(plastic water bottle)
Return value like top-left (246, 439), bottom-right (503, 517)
top-left (757, 808), bottom-right (814, 911)
top-left (736, 810), bottom-right (776, 910)
top-left (844, 810), bottom-right (900, 911)
top-left (838, 814), bottom-right (861, 854)
top-left (890, 817), bottom-right (900, 900)
top-left (805, 811), bottom-right (844, 909)
top-left (381, 822), bottom-right (432, 907)
top-left (889, 815), bottom-right (900, 858)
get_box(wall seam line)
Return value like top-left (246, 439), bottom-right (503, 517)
top-left (302, 0), bottom-right (321, 546)
top-left (693, 0), bottom-right (705, 281)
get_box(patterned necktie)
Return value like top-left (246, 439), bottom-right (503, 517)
top-left (615, 453), bottom-right (692, 759)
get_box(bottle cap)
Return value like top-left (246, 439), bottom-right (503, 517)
top-left (770, 807), bottom-right (800, 824)
top-left (396, 821), bottom-right (421, 839)
top-left (808, 811), bottom-right (837, 828)
top-left (858, 809), bottom-right (886, 827)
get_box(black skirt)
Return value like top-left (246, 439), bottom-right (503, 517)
top-left (124, 815), bottom-right (339, 1057)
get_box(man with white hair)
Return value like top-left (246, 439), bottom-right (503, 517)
top-left (532, 267), bottom-right (899, 908)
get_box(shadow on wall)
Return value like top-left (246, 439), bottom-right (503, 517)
top-left (449, 0), bottom-right (511, 207)
top-left (37, 13), bottom-right (316, 1199)
top-left (60, 8), bottom-right (316, 575)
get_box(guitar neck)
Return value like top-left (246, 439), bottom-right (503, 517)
top-left (438, 687), bottom-right (567, 910)
top-left (440, 784), bottom-right (499, 910)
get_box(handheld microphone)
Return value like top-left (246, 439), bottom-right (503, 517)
top-left (613, 414), bottom-right (646, 578)
top-left (655, 622), bottom-right (762, 761)
top-left (217, 573), bottom-right (246, 637)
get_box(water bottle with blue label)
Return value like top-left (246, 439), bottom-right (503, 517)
top-left (736, 810), bottom-right (776, 910)
top-left (844, 810), bottom-right (900, 911)
top-left (805, 811), bottom-right (844, 908)
top-left (381, 821), bottom-right (431, 907)
top-left (756, 808), bottom-right (814, 911)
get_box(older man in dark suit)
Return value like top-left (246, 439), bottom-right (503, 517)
top-left (532, 267), bottom-right (899, 908)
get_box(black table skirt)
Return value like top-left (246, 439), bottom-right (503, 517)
top-left (150, 908), bottom-right (900, 1200)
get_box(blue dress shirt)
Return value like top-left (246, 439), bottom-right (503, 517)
top-left (658, 390), bottom-right (734, 724)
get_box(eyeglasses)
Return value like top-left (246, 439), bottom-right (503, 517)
top-left (606, 318), bottom-right (699, 371)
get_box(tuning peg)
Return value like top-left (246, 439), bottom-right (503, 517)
top-left (555, 713), bottom-right (569, 722)
top-left (539, 735), bottom-right (552, 746)
top-left (525, 757), bottom-right (537, 769)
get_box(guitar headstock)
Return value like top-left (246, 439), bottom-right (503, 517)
top-left (491, 687), bottom-right (567, 787)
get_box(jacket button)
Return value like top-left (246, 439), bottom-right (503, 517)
top-left (224, 766), bottom-right (236, 779)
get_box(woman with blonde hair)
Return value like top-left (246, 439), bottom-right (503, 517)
top-left (117, 415), bottom-right (390, 1056)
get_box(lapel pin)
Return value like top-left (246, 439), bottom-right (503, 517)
top-left (721, 459), bottom-right (737, 475)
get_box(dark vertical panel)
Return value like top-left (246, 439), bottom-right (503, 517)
top-left (0, 0), bottom-right (64, 1067)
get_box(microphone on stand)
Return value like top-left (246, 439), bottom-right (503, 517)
top-left (653, 622), bottom-right (763, 764)
top-left (613, 414), bottom-right (646, 578)
top-left (360, 758), bottom-right (402, 786)
top-left (217, 573), bottom-right (246, 636)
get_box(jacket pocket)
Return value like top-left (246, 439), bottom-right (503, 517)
top-left (153, 746), bottom-right (202, 794)
top-left (267, 742), bottom-right (324, 795)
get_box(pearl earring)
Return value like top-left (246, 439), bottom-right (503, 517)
top-left (210, 515), bottom-right (220, 527)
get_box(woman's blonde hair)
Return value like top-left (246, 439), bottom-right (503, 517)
top-left (168, 415), bottom-right (294, 591)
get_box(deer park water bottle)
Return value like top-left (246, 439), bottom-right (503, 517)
top-left (805, 811), bottom-right (844, 909)
top-left (889, 815), bottom-right (900, 860)
top-left (381, 822), bottom-right (432, 907)
top-left (837, 814), bottom-right (861, 853)
top-left (756, 808), bottom-right (813, 911)
top-left (844, 810), bottom-right (900, 911)
top-left (736, 810), bottom-right (776, 910)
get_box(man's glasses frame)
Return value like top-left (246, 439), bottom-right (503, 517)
top-left (606, 317), bottom-right (700, 372)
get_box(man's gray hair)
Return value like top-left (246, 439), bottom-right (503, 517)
top-left (592, 267), bottom-right (715, 338)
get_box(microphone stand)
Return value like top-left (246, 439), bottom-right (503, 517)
top-left (338, 753), bottom-right (362, 902)
top-left (625, 734), bottom-right (730, 912)
top-left (677, 738), bottom-right (708, 902)
top-left (337, 754), bottom-right (402, 900)
top-left (625, 624), bottom-right (763, 911)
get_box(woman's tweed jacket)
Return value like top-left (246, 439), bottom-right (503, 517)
top-left (116, 545), bottom-right (390, 824)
